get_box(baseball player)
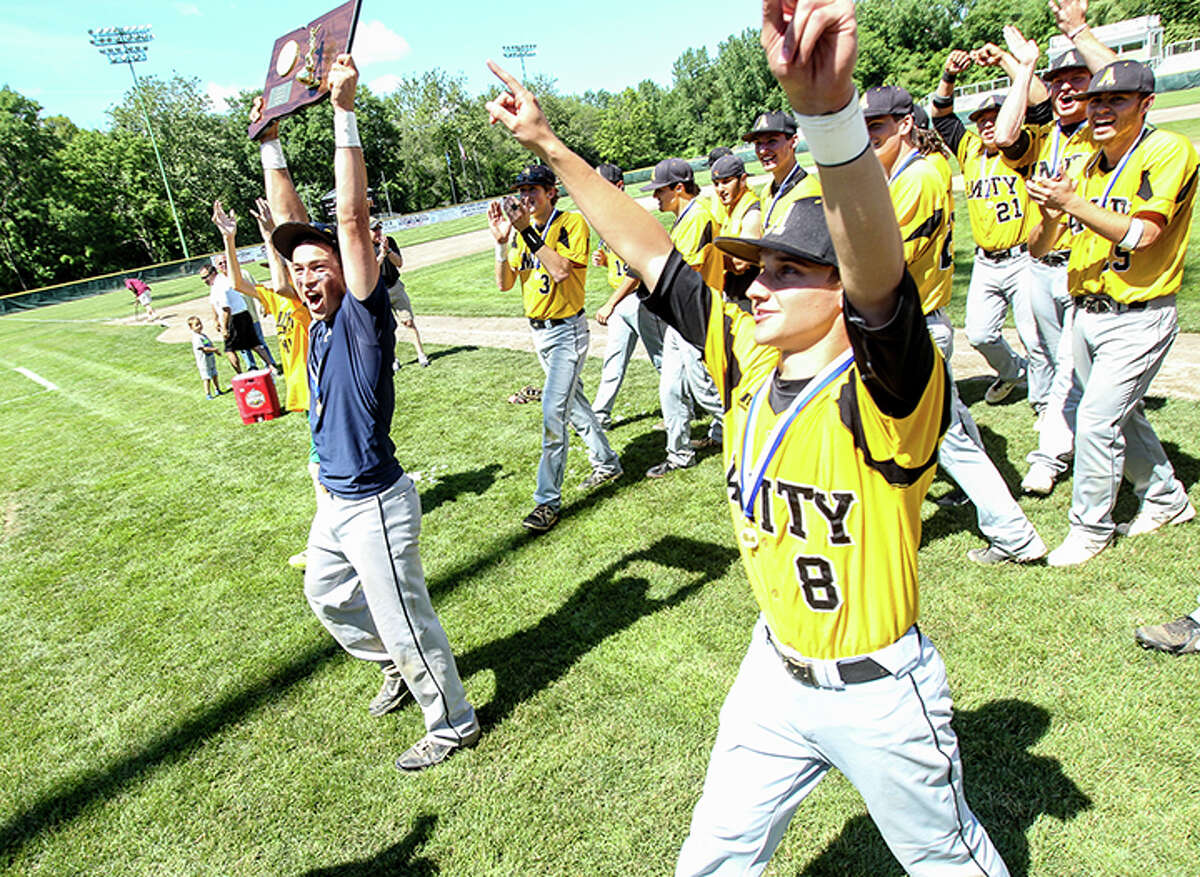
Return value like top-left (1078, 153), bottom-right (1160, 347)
top-left (1136, 599), bottom-right (1200, 655)
top-left (488, 164), bottom-right (622, 531)
top-left (710, 154), bottom-right (762, 306)
top-left (484, 0), bottom-right (1009, 868)
top-left (640, 158), bottom-right (725, 475)
top-left (1027, 59), bottom-right (1197, 567)
top-left (591, 162), bottom-right (665, 429)
top-left (994, 22), bottom-right (1116, 495)
top-left (933, 46), bottom-right (1046, 405)
top-left (742, 110), bottom-right (822, 234)
top-left (261, 54), bottom-right (479, 769)
top-left (865, 85), bottom-right (1045, 564)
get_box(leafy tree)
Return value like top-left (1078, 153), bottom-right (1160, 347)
top-left (0, 88), bottom-right (62, 290)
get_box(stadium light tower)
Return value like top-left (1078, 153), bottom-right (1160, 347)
top-left (502, 43), bottom-right (537, 80)
top-left (89, 25), bottom-right (190, 259)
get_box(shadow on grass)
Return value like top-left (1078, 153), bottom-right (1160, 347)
top-left (409, 344), bottom-right (478, 367)
top-left (797, 699), bottom-right (1090, 877)
top-left (0, 641), bottom-right (343, 864)
top-left (302, 814), bottom-right (438, 876)
top-left (420, 463), bottom-right (503, 516)
top-left (458, 535), bottom-right (739, 730)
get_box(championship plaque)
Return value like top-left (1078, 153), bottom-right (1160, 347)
top-left (247, 0), bottom-right (363, 140)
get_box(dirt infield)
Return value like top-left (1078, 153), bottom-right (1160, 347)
top-left (132, 299), bottom-right (1200, 403)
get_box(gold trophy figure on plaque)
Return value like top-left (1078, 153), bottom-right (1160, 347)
top-left (295, 23), bottom-right (324, 89)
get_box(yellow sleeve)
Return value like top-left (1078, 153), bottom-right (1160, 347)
top-left (1132, 131), bottom-right (1199, 223)
top-left (553, 213), bottom-right (591, 266)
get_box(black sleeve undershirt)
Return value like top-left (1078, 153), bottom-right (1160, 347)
top-left (639, 248), bottom-right (712, 352)
top-left (932, 112), bottom-right (966, 158)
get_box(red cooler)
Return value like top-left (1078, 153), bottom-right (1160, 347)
top-left (232, 369), bottom-right (283, 423)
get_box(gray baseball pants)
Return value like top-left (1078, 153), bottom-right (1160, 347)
top-left (1069, 296), bottom-right (1189, 541)
top-left (965, 251), bottom-right (1035, 391)
top-left (305, 475), bottom-right (478, 744)
top-left (662, 326), bottom-right (723, 466)
top-left (927, 311), bottom-right (1042, 557)
top-left (592, 295), bottom-right (665, 422)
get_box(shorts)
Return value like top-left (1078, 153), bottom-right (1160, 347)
top-left (224, 311), bottom-right (258, 352)
top-left (136, 292), bottom-right (152, 307)
top-left (388, 282), bottom-right (413, 318)
top-left (197, 356), bottom-right (217, 379)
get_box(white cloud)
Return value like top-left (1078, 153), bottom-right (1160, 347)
top-left (206, 82), bottom-right (242, 113)
top-left (367, 73), bottom-right (404, 95)
top-left (352, 20), bottom-right (410, 67)
top-left (174, 2), bottom-right (201, 15)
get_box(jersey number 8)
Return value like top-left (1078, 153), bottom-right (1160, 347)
top-left (795, 555), bottom-right (842, 612)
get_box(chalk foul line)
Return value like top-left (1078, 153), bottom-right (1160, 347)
top-left (13, 367), bottom-right (59, 391)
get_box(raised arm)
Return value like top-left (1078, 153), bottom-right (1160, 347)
top-left (211, 201), bottom-right (259, 303)
top-left (932, 50), bottom-right (973, 119)
top-left (485, 62), bottom-right (675, 292)
top-left (1051, 0), bottom-right (1118, 72)
top-left (328, 54), bottom-right (379, 301)
top-left (994, 26), bottom-right (1044, 147)
top-left (252, 99), bottom-right (308, 226)
top-left (761, 0), bottom-right (903, 325)
top-left (250, 197), bottom-right (301, 304)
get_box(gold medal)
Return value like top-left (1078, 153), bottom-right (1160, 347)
top-left (739, 525), bottom-right (759, 550)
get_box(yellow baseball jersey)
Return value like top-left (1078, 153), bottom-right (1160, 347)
top-left (1003, 119), bottom-right (1098, 252)
top-left (889, 155), bottom-right (954, 314)
top-left (642, 250), bottom-right (948, 659)
top-left (602, 244), bottom-right (632, 291)
top-left (759, 164), bottom-right (823, 234)
top-left (255, 284), bottom-right (311, 413)
top-left (718, 188), bottom-right (762, 238)
top-left (670, 196), bottom-right (725, 289)
top-left (1066, 127), bottom-right (1198, 304)
top-left (706, 191), bottom-right (728, 227)
top-left (507, 210), bottom-right (590, 320)
top-left (955, 131), bottom-right (1036, 251)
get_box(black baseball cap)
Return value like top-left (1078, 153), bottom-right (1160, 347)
top-left (742, 110), bottom-right (797, 141)
top-left (715, 196), bottom-right (837, 269)
top-left (861, 86), bottom-right (914, 120)
top-left (596, 162), bottom-right (623, 185)
top-left (968, 94), bottom-right (1004, 122)
top-left (640, 158), bottom-right (694, 192)
top-left (272, 221), bottom-right (340, 261)
top-left (1082, 60), bottom-right (1155, 97)
top-left (707, 146), bottom-right (734, 167)
top-left (1046, 48), bottom-right (1089, 79)
top-left (710, 154), bottom-right (746, 180)
top-left (513, 164), bottom-right (556, 188)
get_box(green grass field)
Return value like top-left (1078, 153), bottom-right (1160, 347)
top-left (2, 236), bottom-right (1200, 875)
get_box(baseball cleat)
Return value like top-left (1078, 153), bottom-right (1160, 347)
top-left (1046, 531), bottom-right (1111, 567)
top-left (984, 376), bottom-right (1021, 404)
top-left (369, 673), bottom-right (412, 717)
top-left (580, 466), bottom-right (622, 489)
top-left (689, 436), bottom-right (721, 450)
top-left (395, 728), bottom-right (481, 772)
top-left (1020, 463), bottom-right (1056, 496)
top-left (521, 504), bottom-right (559, 532)
top-left (646, 458), bottom-right (696, 478)
top-left (1116, 501), bottom-right (1196, 538)
top-left (1135, 616), bottom-right (1200, 655)
top-left (933, 487), bottom-right (970, 508)
top-left (967, 534), bottom-right (1046, 565)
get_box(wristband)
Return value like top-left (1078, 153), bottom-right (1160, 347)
top-left (333, 109), bottom-right (361, 149)
top-left (1119, 217), bottom-right (1144, 250)
top-left (795, 92), bottom-right (870, 168)
top-left (941, 70), bottom-right (958, 85)
top-left (495, 240), bottom-right (509, 262)
top-left (260, 138), bottom-right (287, 170)
top-left (931, 94), bottom-right (954, 110)
top-left (1067, 24), bottom-right (1087, 40)
top-left (520, 226), bottom-right (545, 252)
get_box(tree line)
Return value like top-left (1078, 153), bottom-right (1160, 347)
top-left (1, 0), bottom-right (1194, 293)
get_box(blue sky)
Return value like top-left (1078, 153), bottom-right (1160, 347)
top-left (2, 1), bottom-right (761, 130)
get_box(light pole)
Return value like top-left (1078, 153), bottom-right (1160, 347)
top-left (502, 43), bottom-right (537, 81)
top-left (89, 25), bottom-right (190, 259)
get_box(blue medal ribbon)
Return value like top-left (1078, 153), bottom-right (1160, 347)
top-left (887, 149), bottom-right (922, 187)
top-left (738, 350), bottom-right (855, 522)
top-left (764, 163), bottom-right (802, 229)
top-left (1099, 125), bottom-right (1148, 208)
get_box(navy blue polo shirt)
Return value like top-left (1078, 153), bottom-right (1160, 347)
top-left (307, 276), bottom-right (403, 498)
